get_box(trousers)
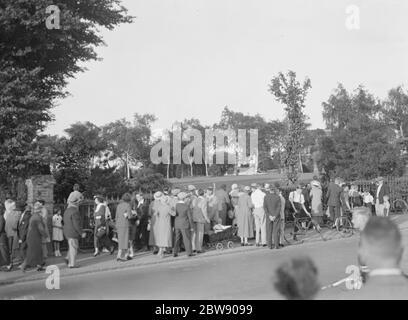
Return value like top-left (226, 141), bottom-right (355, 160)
top-left (174, 228), bottom-right (192, 256)
top-left (66, 238), bottom-right (79, 267)
top-left (253, 208), bottom-right (266, 245)
top-left (192, 222), bottom-right (205, 252)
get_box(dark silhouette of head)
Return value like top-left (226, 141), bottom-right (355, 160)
top-left (121, 193), bottom-right (132, 203)
top-left (358, 217), bottom-right (403, 270)
top-left (274, 256), bottom-right (320, 300)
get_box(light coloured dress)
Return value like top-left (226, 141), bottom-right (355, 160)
top-left (236, 192), bottom-right (254, 238)
top-left (115, 201), bottom-right (132, 250)
top-left (310, 186), bottom-right (323, 217)
top-left (52, 214), bottom-right (64, 241)
top-left (148, 200), bottom-right (174, 248)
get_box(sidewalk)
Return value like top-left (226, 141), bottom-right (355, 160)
top-left (1, 214), bottom-right (407, 287)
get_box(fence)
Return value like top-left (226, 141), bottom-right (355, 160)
top-left (352, 176), bottom-right (408, 211)
top-left (279, 176), bottom-right (408, 214)
top-left (55, 199), bottom-right (121, 250)
top-left (55, 195), bottom-right (155, 250)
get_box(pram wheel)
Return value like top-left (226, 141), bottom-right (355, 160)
top-left (227, 241), bottom-right (234, 249)
top-left (216, 242), bottom-right (224, 250)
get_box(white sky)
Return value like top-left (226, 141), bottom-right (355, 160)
top-left (45, 0), bottom-right (408, 136)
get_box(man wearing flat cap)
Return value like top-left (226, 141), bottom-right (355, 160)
top-left (374, 177), bottom-right (390, 217)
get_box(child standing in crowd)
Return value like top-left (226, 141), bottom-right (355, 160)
top-left (52, 208), bottom-right (63, 257)
top-left (350, 185), bottom-right (363, 208)
top-left (362, 189), bottom-right (374, 212)
top-left (383, 195), bottom-right (390, 217)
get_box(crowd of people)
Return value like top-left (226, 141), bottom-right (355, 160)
top-left (0, 175), bottom-right (393, 271)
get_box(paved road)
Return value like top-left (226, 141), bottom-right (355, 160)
top-left (1, 227), bottom-right (407, 300)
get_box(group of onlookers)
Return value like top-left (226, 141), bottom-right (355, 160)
top-left (0, 199), bottom-right (52, 271)
top-left (0, 175), bottom-right (393, 271)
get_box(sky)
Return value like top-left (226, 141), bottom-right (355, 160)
top-left (45, 0), bottom-right (408, 136)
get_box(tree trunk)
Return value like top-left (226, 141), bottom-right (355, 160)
top-left (299, 152), bottom-right (303, 174)
top-left (167, 154), bottom-right (170, 179)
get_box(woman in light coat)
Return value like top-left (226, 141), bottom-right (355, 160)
top-left (149, 192), bottom-right (175, 258)
top-left (21, 203), bottom-right (48, 272)
top-left (236, 186), bottom-right (254, 246)
top-left (115, 193), bottom-right (133, 262)
top-left (310, 181), bottom-right (323, 228)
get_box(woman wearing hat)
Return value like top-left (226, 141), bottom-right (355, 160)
top-left (236, 186), bottom-right (254, 246)
top-left (148, 191), bottom-right (175, 258)
top-left (115, 193), bottom-right (133, 262)
top-left (230, 188), bottom-right (240, 226)
top-left (93, 195), bottom-right (114, 257)
top-left (148, 191), bottom-right (160, 253)
top-left (310, 180), bottom-right (323, 227)
top-left (21, 202), bottom-right (48, 271)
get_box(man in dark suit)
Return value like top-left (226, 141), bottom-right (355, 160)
top-left (326, 177), bottom-right (342, 228)
top-left (374, 177), bottom-right (390, 216)
top-left (17, 203), bottom-right (32, 263)
top-left (338, 217), bottom-right (408, 299)
top-left (0, 209), bottom-right (9, 267)
top-left (173, 192), bottom-right (194, 257)
top-left (264, 185), bottom-right (282, 250)
top-left (63, 200), bottom-right (84, 268)
top-left (134, 193), bottom-right (150, 251)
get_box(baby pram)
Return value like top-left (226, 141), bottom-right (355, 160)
top-left (204, 225), bottom-right (239, 250)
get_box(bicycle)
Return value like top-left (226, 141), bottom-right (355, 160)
top-left (322, 213), bottom-right (354, 238)
top-left (283, 213), bottom-right (327, 245)
top-left (392, 199), bottom-right (408, 215)
top-left (78, 228), bottom-right (94, 253)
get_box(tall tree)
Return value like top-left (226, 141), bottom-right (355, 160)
top-left (383, 86), bottom-right (408, 163)
top-left (0, 0), bottom-right (133, 196)
top-left (319, 85), bottom-right (403, 179)
top-left (102, 114), bottom-right (156, 179)
top-left (269, 71), bottom-right (311, 183)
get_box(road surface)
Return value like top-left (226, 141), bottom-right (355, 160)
top-left (1, 223), bottom-right (407, 300)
